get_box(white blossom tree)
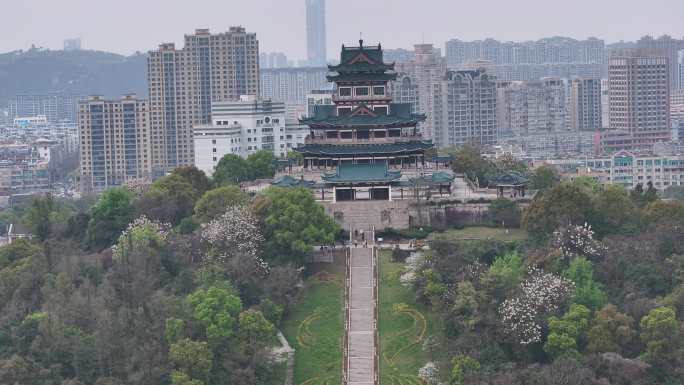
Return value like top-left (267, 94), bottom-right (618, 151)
top-left (499, 267), bottom-right (575, 344)
top-left (552, 223), bottom-right (605, 261)
top-left (418, 362), bottom-right (441, 385)
top-left (111, 215), bottom-right (171, 261)
top-left (201, 206), bottom-right (269, 275)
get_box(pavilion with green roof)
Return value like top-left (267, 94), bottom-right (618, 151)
top-left (489, 172), bottom-right (530, 198)
top-left (295, 40), bottom-right (433, 202)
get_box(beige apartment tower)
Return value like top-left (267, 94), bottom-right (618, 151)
top-left (78, 95), bottom-right (151, 192)
top-left (607, 52), bottom-right (670, 148)
top-left (147, 27), bottom-right (259, 175)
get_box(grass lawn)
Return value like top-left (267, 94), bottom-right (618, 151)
top-left (435, 226), bottom-right (527, 242)
top-left (378, 250), bottom-right (449, 385)
top-left (281, 255), bottom-right (344, 385)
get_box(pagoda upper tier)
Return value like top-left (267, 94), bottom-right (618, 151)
top-left (327, 40), bottom-right (397, 83)
top-left (301, 103), bottom-right (426, 129)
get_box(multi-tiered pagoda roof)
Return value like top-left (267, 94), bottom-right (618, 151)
top-left (327, 41), bottom-right (396, 82)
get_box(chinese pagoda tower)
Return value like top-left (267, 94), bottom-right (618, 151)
top-left (296, 40), bottom-right (432, 202)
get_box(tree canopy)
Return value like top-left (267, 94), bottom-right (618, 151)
top-left (256, 187), bottom-right (339, 264)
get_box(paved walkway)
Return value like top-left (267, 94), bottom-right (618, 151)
top-left (345, 246), bottom-right (377, 385)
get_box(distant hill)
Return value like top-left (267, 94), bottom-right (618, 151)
top-left (0, 49), bottom-right (148, 106)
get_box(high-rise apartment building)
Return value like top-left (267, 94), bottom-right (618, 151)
top-left (569, 78), bottom-right (602, 131)
top-left (305, 0), bottom-right (327, 66)
top-left (260, 67), bottom-right (331, 104)
top-left (636, 35), bottom-right (684, 89)
top-left (8, 93), bottom-right (79, 123)
top-left (393, 44), bottom-right (446, 140)
top-left (78, 95), bottom-right (151, 192)
top-left (671, 89), bottom-right (684, 142)
top-left (260, 52), bottom-right (288, 68)
top-left (446, 37), bottom-right (606, 80)
top-left (147, 27), bottom-right (259, 175)
top-left (601, 78), bottom-right (610, 128)
top-left (678, 50), bottom-right (684, 89)
top-left (496, 78), bottom-right (567, 136)
top-left (603, 52), bottom-right (671, 152)
top-left (434, 69), bottom-right (497, 147)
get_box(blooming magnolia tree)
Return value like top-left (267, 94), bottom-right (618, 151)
top-left (418, 362), bottom-right (441, 385)
top-left (201, 206), bottom-right (269, 275)
top-left (499, 267), bottom-right (575, 344)
top-left (111, 215), bottom-right (171, 261)
top-left (552, 223), bottom-right (606, 261)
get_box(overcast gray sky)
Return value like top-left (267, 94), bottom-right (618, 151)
top-left (3, 0), bottom-right (683, 58)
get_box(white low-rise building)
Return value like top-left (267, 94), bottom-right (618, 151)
top-left (542, 150), bottom-right (684, 190)
top-left (193, 95), bottom-right (309, 176)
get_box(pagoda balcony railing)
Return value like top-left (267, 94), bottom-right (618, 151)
top-left (305, 135), bottom-right (423, 145)
top-left (331, 95), bottom-right (392, 103)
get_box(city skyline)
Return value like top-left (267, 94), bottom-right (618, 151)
top-left (2, 0), bottom-right (684, 59)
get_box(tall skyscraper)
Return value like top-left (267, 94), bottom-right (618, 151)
top-left (636, 35), bottom-right (684, 89)
top-left (78, 95), bottom-right (151, 192)
top-left (305, 0), bottom-right (327, 66)
top-left (569, 78), bottom-right (602, 131)
top-left (393, 43), bottom-right (446, 140)
top-left (604, 51), bottom-right (671, 151)
top-left (434, 68), bottom-right (497, 147)
top-left (147, 27), bottom-right (259, 175)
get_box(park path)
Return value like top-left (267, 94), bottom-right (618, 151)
top-left (344, 246), bottom-right (378, 385)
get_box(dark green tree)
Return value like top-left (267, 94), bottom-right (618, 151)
top-left (256, 187), bottom-right (339, 264)
top-left (522, 182), bottom-right (595, 242)
top-left (187, 285), bottom-right (243, 341)
top-left (586, 304), bottom-right (635, 354)
top-left (530, 165), bottom-right (560, 190)
top-left (135, 174), bottom-right (198, 225)
top-left (591, 184), bottom-right (638, 236)
top-left (23, 194), bottom-right (54, 241)
top-left (85, 188), bottom-right (134, 250)
top-left (212, 154), bottom-right (250, 185)
top-left (171, 166), bottom-right (211, 196)
top-left (193, 185), bottom-right (248, 223)
top-left (450, 145), bottom-right (494, 187)
top-left (245, 150), bottom-right (275, 180)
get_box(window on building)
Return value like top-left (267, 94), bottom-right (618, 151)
top-left (374, 106), bottom-right (388, 115)
top-left (373, 86), bottom-right (385, 96)
top-left (338, 107), bottom-right (352, 115)
top-left (355, 87), bottom-right (370, 96)
top-left (339, 87), bottom-right (352, 97)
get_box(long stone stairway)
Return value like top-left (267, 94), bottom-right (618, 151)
top-left (344, 246), bottom-right (378, 385)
